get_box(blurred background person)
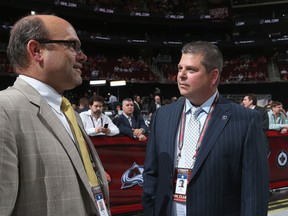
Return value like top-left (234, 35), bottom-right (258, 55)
top-left (268, 100), bottom-right (288, 134)
top-left (133, 94), bottom-right (142, 117)
top-left (80, 95), bottom-right (119, 136)
top-left (171, 96), bottom-right (178, 103)
top-left (114, 98), bottom-right (148, 141)
top-left (242, 93), bottom-right (270, 154)
top-left (148, 94), bottom-right (161, 120)
top-left (106, 92), bottom-right (118, 113)
top-left (242, 93), bottom-right (269, 130)
top-left (76, 97), bottom-right (89, 113)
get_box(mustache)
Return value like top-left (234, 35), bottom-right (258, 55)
top-left (95, 110), bottom-right (102, 114)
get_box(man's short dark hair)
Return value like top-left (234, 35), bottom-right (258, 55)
top-left (246, 93), bottom-right (257, 106)
top-left (89, 95), bottom-right (105, 105)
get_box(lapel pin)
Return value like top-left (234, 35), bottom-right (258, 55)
top-left (222, 115), bottom-right (227, 120)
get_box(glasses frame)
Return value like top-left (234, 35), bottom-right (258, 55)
top-left (35, 39), bottom-right (82, 54)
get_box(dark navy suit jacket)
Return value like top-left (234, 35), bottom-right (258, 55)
top-left (142, 96), bottom-right (269, 216)
top-left (113, 114), bottom-right (148, 138)
top-left (254, 105), bottom-right (269, 130)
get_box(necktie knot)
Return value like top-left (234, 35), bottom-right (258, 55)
top-left (192, 107), bottom-right (202, 120)
top-left (61, 96), bottom-right (71, 111)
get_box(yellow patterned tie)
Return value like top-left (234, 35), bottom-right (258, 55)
top-left (61, 96), bottom-right (99, 187)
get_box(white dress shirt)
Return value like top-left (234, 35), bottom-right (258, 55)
top-left (172, 91), bottom-right (218, 216)
top-left (79, 110), bottom-right (119, 136)
top-left (19, 75), bottom-right (75, 140)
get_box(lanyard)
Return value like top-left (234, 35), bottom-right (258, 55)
top-left (90, 116), bottom-right (103, 128)
top-left (177, 94), bottom-right (219, 165)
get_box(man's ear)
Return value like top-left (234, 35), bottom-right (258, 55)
top-left (27, 40), bottom-right (43, 62)
top-left (211, 68), bottom-right (220, 86)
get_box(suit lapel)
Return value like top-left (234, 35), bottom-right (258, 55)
top-left (41, 103), bottom-right (97, 200)
top-left (122, 115), bottom-right (132, 128)
top-left (191, 98), bottom-right (231, 180)
top-left (131, 117), bottom-right (137, 128)
top-left (14, 78), bottom-right (96, 206)
top-left (169, 99), bottom-right (186, 157)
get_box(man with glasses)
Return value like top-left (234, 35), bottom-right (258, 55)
top-left (0, 14), bottom-right (110, 215)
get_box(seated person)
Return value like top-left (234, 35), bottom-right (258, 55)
top-left (76, 97), bottom-right (89, 113)
top-left (267, 101), bottom-right (288, 134)
top-left (113, 98), bottom-right (148, 141)
top-left (80, 95), bottom-right (119, 136)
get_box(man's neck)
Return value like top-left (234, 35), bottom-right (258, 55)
top-left (124, 113), bottom-right (132, 118)
top-left (273, 111), bottom-right (279, 117)
top-left (92, 113), bottom-right (101, 119)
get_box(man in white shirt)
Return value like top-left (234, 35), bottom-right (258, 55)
top-left (80, 95), bottom-right (119, 136)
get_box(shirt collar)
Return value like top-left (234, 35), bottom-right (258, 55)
top-left (123, 113), bottom-right (132, 119)
top-left (19, 75), bottom-right (62, 113)
top-left (185, 90), bottom-right (218, 114)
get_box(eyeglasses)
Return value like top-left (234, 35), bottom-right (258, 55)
top-left (36, 39), bottom-right (83, 54)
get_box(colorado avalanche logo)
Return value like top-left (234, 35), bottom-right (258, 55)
top-left (121, 162), bottom-right (144, 189)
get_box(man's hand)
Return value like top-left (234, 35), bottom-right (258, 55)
top-left (133, 128), bottom-right (143, 137)
top-left (138, 134), bottom-right (147, 141)
top-left (280, 128), bottom-right (288, 134)
top-left (102, 128), bottom-right (110, 135)
top-left (95, 127), bottom-right (110, 134)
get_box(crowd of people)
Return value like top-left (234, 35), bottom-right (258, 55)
top-left (73, 90), bottom-right (288, 139)
top-left (3, 39), bottom-right (288, 85)
top-left (75, 92), bottom-right (158, 141)
top-left (72, 90), bottom-right (176, 140)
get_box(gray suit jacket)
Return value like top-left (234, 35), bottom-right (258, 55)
top-left (0, 78), bottom-right (110, 216)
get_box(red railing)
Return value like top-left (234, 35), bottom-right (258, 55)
top-left (266, 131), bottom-right (288, 190)
top-left (91, 131), bottom-right (288, 215)
top-left (91, 136), bottom-right (146, 215)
